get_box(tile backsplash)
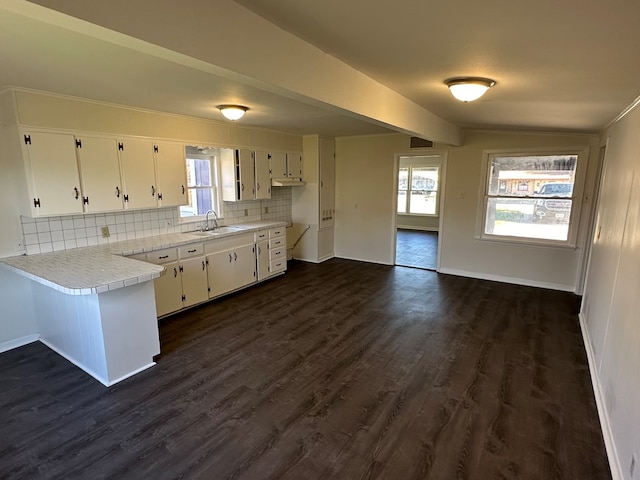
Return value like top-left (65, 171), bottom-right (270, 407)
top-left (21, 187), bottom-right (292, 255)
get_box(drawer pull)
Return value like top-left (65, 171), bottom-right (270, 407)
top-left (173, 267), bottom-right (178, 277)
top-left (187, 249), bottom-right (197, 253)
top-left (159, 255), bottom-right (169, 259)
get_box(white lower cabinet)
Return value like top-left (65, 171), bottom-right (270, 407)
top-left (256, 227), bottom-right (287, 280)
top-left (206, 233), bottom-right (257, 298)
top-left (257, 240), bottom-right (270, 281)
top-left (179, 256), bottom-right (209, 307)
top-left (142, 227), bottom-right (286, 318)
top-left (154, 261), bottom-right (183, 317)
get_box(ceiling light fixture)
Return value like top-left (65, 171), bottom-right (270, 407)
top-left (445, 77), bottom-right (496, 102)
top-left (217, 104), bottom-right (249, 121)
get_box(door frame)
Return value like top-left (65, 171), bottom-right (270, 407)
top-left (391, 151), bottom-right (448, 271)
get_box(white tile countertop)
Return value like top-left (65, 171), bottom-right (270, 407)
top-left (0, 221), bottom-right (287, 296)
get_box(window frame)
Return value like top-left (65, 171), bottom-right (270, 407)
top-left (179, 150), bottom-right (223, 223)
top-left (475, 147), bottom-right (590, 248)
top-left (397, 157), bottom-right (442, 217)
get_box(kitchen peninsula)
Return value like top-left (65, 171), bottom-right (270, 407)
top-left (0, 222), bottom-right (286, 386)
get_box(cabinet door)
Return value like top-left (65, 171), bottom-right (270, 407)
top-left (155, 141), bottom-right (187, 207)
top-left (233, 243), bottom-right (257, 289)
top-left (270, 152), bottom-right (287, 179)
top-left (256, 240), bottom-right (270, 281)
top-left (238, 149), bottom-right (256, 200)
top-left (319, 137), bottom-right (335, 228)
top-left (180, 257), bottom-right (209, 307)
top-left (254, 150), bottom-right (271, 200)
top-left (287, 153), bottom-right (303, 180)
top-left (154, 261), bottom-right (183, 317)
top-left (23, 131), bottom-right (83, 216)
top-left (220, 147), bottom-right (238, 202)
top-left (206, 249), bottom-right (236, 298)
top-left (119, 138), bottom-right (157, 209)
top-left (76, 136), bottom-right (123, 213)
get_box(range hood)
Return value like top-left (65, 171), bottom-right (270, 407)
top-left (271, 178), bottom-right (306, 187)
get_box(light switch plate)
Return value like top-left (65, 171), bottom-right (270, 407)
top-left (101, 226), bottom-right (110, 238)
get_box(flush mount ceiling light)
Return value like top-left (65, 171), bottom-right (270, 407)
top-left (217, 104), bottom-right (249, 121)
top-left (445, 77), bottom-right (496, 102)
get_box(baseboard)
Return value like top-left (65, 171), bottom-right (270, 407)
top-left (578, 313), bottom-right (622, 480)
top-left (0, 334), bottom-right (39, 353)
top-left (438, 267), bottom-right (574, 292)
top-left (39, 338), bottom-right (109, 387)
top-left (397, 225), bottom-right (439, 232)
top-left (334, 255), bottom-right (393, 266)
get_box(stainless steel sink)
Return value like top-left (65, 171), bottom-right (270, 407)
top-left (191, 226), bottom-right (244, 237)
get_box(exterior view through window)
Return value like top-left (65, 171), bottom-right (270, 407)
top-left (398, 163), bottom-right (440, 215)
top-left (179, 146), bottom-right (220, 219)
top-left (483, 153), bottom-right (578, 242)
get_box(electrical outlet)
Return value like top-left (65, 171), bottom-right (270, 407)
top-left (101, 226), bottom-right (110, 238)
top-left (244, 209), bottom-right (248, 216)
top-left (631, 454), bottom-right (636, 477)
top-left (264, 206), bottom-right (269, 214)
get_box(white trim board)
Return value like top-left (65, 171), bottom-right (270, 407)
top-left (438, 267), bottom-right (575, 292)
top-left (578, 313), bottom-right (622, 480)
top-left (0, 334), bottom-right (39, 354)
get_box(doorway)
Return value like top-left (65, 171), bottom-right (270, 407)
top-left (394, 154), bottom-right (445, 271)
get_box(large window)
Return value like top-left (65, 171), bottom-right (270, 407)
top-left (179, 146), bottom-right (221, 220)
top-left (479, 149), bottom-right (587, 245)
top-left (398, 158), bottom-right (440, 215)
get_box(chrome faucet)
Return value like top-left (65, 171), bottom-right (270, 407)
top-left (204, 209), bottom-right (219, 231)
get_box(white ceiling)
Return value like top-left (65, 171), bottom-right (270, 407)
top-left (2, 0), bottom-right (640, 139)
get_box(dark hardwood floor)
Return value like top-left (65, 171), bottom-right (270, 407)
top-left (396, 229), bottom-right (438, 270)
top-left (0, 259), bottom-right (611, 479)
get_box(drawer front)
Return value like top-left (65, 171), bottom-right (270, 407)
top-left (269, 237), bottom-right (285, 249)
top-left (270, 258), bottom-right (286, 274)
top-left (269, 226), bottom-right (285, 239)
top-left (255, 230), bottom-right (268, 241)
top-left (147, 248), bottom-right (178, 264)
top-left (269, 246), bottom-right (285, 260)
top-left (179, 243), bottom-right (204, 259)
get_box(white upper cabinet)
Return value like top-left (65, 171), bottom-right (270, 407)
top-left (221, 148), bottom-right (256, 201)
top-left (154, 141), bottom-right (187, 207)
top-left (270, 152), bottom-right (288, 179)
top-left (22, 131), bottom-right (84, 216)
top-left (287, 153), bottom-right (303, 180)
top-left (75, 135), bottom-right (123, 213)
top-left (118, 138), bottom-right (157, 210)
top-left (254, 150), bottom-right (271, 200)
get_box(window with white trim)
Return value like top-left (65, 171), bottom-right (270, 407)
top-left (397, 157), bottom-right (441, 215)
top-left (179, 146), bottom-right (222, 220)
top-left (479, 149), bottom-right (588, 245)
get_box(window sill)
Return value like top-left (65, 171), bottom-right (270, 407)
top-left (475, 234), bottom-right (577, 250)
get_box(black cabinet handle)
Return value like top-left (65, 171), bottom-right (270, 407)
top-left (173, 267), bottom-right (178, 278)
top-left (74, 187), bottom-right (79, 200)
top-left (151, 185), bottom-right (156, 196)
top-left (182, 185), bottom-right (185, 195)
top-left (188, 249), bottom-right (197, 253)
top-left (228, 253), bottom-right (232, 263)
top-left (159, 255), bottom-right (169, 259)
top-left (202, 261), bottom-right (205, 270)
top-left (234, 252), bottom-right (238, 261)
top-left (115, 186), bottom-right (120, 198)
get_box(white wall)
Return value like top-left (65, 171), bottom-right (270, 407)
top-left (335, 134), bottom-right (409, 264)
top-left (580, 105), bottom-right (640, 480)
top-left (0, 268), bottom-right (37, 351)
top-left (335, 131), bottom-right (599, 291)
